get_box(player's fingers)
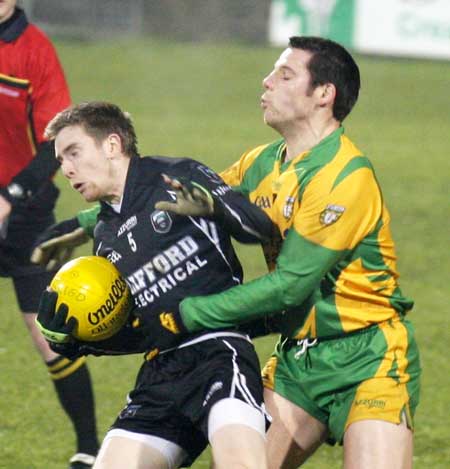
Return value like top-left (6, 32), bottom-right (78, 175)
top-left (154, 201), bottom-right (181, 213)
top-left (32, 244), bottom-right (57, 265)
top-left (53, 303), bottom-right (69, 328)
top-left (37, 236), bottom-right (65, 250)
top-left (64, 315), bottom-right (78, 334)
top-left (37, 290), bottom-right (58, 324)
top-left (47, 257), bottom-right (62, 272)
top-left (162, 174), bottom-right (183, 190)
top-left (45, 245), bottom-right (72, 271)
top-left (30, 247), bottom-right (44, 264)
top-left (33, 247), bottom-right (57, 270)
top-left (179, 182), bottom-right (192, 200)
top-left (37, 229), bottom-right (85, 251)
top-left (161, 173), bottom-right (175, 185)
top-left (60, 247), bottom-right (75, 265)
top-left (191, 188), bottom-right (208, 204)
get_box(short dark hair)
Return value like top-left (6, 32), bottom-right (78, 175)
top-left (289, 36), bottom-right (360, 121)
top-left (45, 101), bottom-right (139, 156)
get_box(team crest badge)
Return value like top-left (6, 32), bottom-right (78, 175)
top-left (151, 210), bottom-right (172, 233)
top-left (283, 197), bottom-right (296, 219)
top-left (319, 204), bottom-right (345, 226)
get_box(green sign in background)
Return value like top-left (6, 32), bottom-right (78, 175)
top-left (274, 0), bottom-right (356, 47)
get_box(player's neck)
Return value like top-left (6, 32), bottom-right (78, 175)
top-left (283, 118), bottom-right (339, 162)
top-left (104, 156), bottom-right (131, 204)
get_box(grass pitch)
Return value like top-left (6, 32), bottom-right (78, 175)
top-left (0, 38), bottom-right (449, 468)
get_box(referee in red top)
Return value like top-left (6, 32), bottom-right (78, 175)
top-left (0, 1), bottom-right (98, 467)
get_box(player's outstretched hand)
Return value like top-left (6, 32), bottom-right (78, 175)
top-left (132, 308), bottom-right (188, 355)
top-left (155, 174), bottom-right (214, 217)
top-left (35, 290), bottom-right (77, 343)
top-left (31, 217), bottom-right (90, 271)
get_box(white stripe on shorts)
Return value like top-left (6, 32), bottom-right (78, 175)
top-left (207, 398), bottom-right (266, 442)
top-left (101, 428), bottom-right (187, 469)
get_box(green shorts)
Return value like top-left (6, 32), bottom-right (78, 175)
top-left (262, 318), bottom-right (421, 443)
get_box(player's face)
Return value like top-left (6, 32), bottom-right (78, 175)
top-left (0, 0), bottom-right (16, 23)
top-left (261, 47), bottom-right (319, 131)
top-left (55, 125), bottom-right (118, 203)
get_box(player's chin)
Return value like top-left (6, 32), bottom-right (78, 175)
top-left (78, 186), bottom-right (101, 203)
top-left (82, 191), bottom-right (100, 203)
top-left (263, 110), bottom-right (277, 124)
top-left (263, 114), bottom-right (280, 130)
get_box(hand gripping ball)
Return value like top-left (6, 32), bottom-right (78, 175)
top-left (50, 256), bottom-right (133, 341)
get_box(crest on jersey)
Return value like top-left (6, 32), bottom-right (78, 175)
top-left (319, 204), bottom-right (345, 226)
top-left (150, 210), bottom-right (172, 233)
top-left (196, 164), bottom-right (223, 184)
top-left (283, 197), bottom-right (296, 219)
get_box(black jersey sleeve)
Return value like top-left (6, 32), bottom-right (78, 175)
top-left (0, 141), bottom-right (60, 204)
top-left (51, 321), bottom-right (150, 359)
top-left (187, 162), bottom-right (275, 244)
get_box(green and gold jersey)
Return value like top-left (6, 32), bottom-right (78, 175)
top-left (76, 204), bottom-right (100, 236)
top-left (181, 127), bottom-right (413, 339)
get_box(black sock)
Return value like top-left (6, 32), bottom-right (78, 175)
top-left (47, 356), bottom-right (99, 456)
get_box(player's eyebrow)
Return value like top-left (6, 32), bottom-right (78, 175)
top-left (274, 65), bottom-right (297, 78)
top-left (273, 61), bottom-right (296, 75)
top-left (56, 142), bottom-right (78, 162)
top-left (61, 142), bottom-right (79, 155)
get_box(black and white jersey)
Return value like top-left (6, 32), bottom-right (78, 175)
top-left (94, 155), bottom-right (273, 346)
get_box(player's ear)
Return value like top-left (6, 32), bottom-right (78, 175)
top-left (317, 83), bottom-right (336, 107)
top-left (104, 133), bottom-right (123, 158)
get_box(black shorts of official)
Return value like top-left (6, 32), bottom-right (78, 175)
top-left (110, 333), bottom-right (268, 467)
top-left (0, 182), bottom-right (59, 312)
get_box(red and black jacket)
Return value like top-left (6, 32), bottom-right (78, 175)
top-left (0, 7), bottom-right (70, 201)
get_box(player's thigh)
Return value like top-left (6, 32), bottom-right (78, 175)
top-left (210, 424), bottom-right (266, 469)
top-left (208, 398), bottom-right (267, 469)
top-left (13, 266), bottom-right (56, 359)
top-left (343, 419), bottom-right (413, 469)
top-left (264, 388), bottom-right (327, 469)
top-left (13, 267), bottom-right (54, 312)
top-left (94, 430), bottom-right (187, 469)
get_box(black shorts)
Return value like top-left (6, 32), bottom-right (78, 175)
top-left (111, 333), bottom-right (267, 467)
top-left (0, 181), bottom-right (59, 311)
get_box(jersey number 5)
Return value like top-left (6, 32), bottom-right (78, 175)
top-left (127, 232), bottom-right (137, 252)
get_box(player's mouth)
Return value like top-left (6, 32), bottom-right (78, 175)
top-left (261, 96), bottom-right (270, 109)
top-left (73, 182), bottom-right (85, 193)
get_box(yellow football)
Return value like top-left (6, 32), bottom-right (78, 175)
top-left (50, 256), bottom-right (132, 342)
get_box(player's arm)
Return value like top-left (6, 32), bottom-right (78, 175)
top-left (36, 290), bottom-right (150, 359)
top-left (31, 205), bottom-right (100, 270)
top-left (156, 163), bottom-right (274, 244)
top-left (181, 229), bottom-right (342, 330)
top-left (0, 141), bottom-right (61, 224)
top-left (179, 159), bottom-right (383, 332)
